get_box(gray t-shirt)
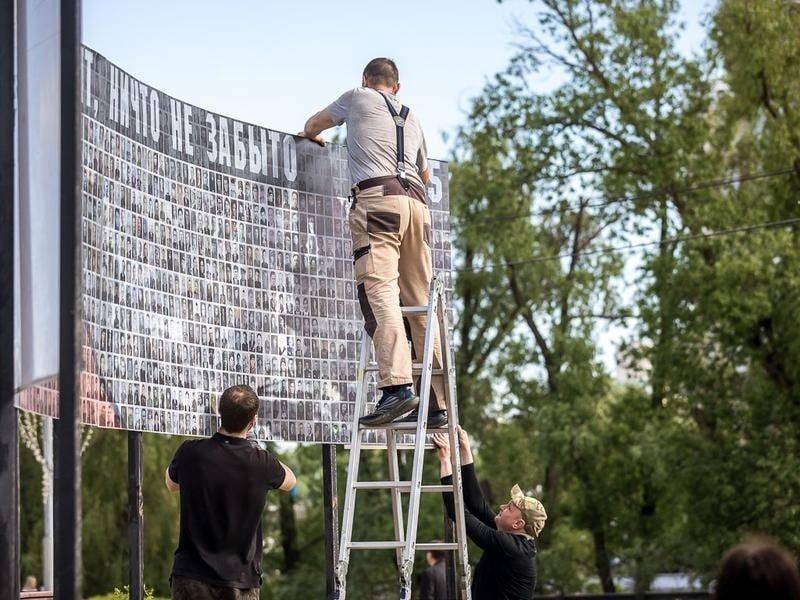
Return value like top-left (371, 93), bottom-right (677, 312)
top-left (325, 87), bottom-right (428, 189)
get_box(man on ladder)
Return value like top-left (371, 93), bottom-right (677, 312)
top-left (300, 57), bottom-right (447, 428)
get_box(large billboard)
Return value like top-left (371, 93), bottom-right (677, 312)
top-left (16, 47), bottom-right (453, 444)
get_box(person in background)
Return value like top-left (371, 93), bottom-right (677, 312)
top-left (21, 575), bottom-right (38, 591)
top-left (713, 536), bottom-right (800, 600)
top-left (419, 546), bottom-right (448, 600)
top-left (165, 384), bottom-right (296, 600)
top-left (433, 427), bottom-right (547, 600)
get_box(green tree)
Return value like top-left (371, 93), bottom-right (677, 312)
top-left (633, 0), bottom-right (800, 575)
top-left (452, 0), bottom-right (716, 592)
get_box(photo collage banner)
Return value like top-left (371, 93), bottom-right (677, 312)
top-left (16, 47), bottom-right (453, 444)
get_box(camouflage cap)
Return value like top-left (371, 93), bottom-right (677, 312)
top-left (510, 484), bottom-right (547, 538)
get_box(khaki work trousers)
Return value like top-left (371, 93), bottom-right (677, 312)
top-left (348, 183), bottom-right (446, 410)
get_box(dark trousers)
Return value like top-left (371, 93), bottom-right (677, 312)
top-left (171, 575), bottom-right (259, 600)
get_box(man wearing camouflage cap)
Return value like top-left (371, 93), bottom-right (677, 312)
top-left (433, 428), bottom-right (547, 599)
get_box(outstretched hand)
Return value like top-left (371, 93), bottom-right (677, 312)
top-left (296, 132), bottom-right (326, 147)
top-left (432, 432), bottom-right (451, 462)
top-left (456, 426), bottom-right (471, 450)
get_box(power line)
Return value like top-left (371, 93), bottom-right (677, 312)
top-left (454, 167), bottom-right (797, 229)
top-left (456, 217), bottom-right (800, 273)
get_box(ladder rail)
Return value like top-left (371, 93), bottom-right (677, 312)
top-left (438, 286), bottom-right (473, 596)
top-left (335, 333), bottom-right (371, 597)
top-left (386, 429), bottom-right (405, 569)
top-left (399, 277), bottom-right (443, 586)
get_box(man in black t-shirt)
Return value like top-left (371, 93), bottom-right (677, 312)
top-left (433, 428), bottom-right (547, 600)
top-left (165, 384), bottom-right (296, 600)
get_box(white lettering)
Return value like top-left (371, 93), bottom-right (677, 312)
top-left (138, 83), bottom-right (149, 138)
top-left (268, 130), bottom-right (281, 178)
top-left (259, 129), bottom-right (269, 176)
top-left (248, 125), bottom-right (262, 174)
top-left (218, 117), bottom-right (231, 167)
top-left (149, 89), bottom-right (160, 142)
top-left (282, 134), bottom-right (297, 182)
top-left (82, 49), bottom-right (93, 107)
top-left (233, 121), bottom-right (246, 170)
top-left (119, 74), bottom-right (130, 128)
top-left (109, 66), bottom-right (119, 123)
top-left (170, 99), bottom-right (183, 152)
top-left (206, 114), bottom-right (218, 162)
top-left (183, 105), bottom-right (194, 157)
top-left (130, 81), bottom-right (141, 135)
top-left (427, 162), bottom-right (443, 204)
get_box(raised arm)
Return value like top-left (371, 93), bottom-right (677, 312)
top-left (277, 461), bottom-right (297, 492)
top-left (165, 442), bottom-right (186, 493)
top-left (164, 467), bottom-right (179, 493)
top-left (299, 89), bottom-right (353, 147)
top-left (433, 429), bottom-right (496, 527)
top-left (300, 108), bottom-right (338, 146)
top-left (455, 429), bottom-right (496, 526)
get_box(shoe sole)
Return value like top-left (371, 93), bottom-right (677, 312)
top-left (393, 415), bottom-right (448, 429)
top-left (359, 395), bottom-right (420, 428)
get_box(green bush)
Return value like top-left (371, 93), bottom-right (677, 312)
top-left (86, 585), bottom-right (166, 600)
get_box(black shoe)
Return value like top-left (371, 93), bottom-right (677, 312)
top-left (359, 387), bottom-right (419, 428)
top-left (393, 408), bottom-right (448, 429)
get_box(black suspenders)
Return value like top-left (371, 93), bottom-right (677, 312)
top-left (379, 92), bottom-right (411, 190)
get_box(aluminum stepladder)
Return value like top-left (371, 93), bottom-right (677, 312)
top-left (335, 274), bottom-right (472, 600)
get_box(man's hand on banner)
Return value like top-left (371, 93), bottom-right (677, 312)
top-left (296, 132), bottom-right (326, 147)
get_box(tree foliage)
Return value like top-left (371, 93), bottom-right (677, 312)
top-left (451, 0), bottom-right (800, 594)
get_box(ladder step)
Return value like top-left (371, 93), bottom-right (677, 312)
top-left (348, 541), bottom-right (460, 551)
top-left (346, 443), bottom-right (439, 451)
top-left (422, 484), bottom-right (455, 493)
top-left (365, 362), bottom-right (443, 375)
top-left (385, 423), bottom-right (448, 433)
top-left (353, 481), bottom-right (409, 490)
top-left (349, 541), bottom-right (404, 550)
top-left (417, 542), bottom-right (460, 551)
top-left (352, 481), bottom-right (454, 493)
top-left (400, 306), bottom-right (428, 314)
top-left (354, 423), bottom-right (447, 434)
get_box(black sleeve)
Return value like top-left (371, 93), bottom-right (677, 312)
top-left (168, 442), bottom-right (188, 484)
top-left (263, 450), bottom-right (287, 490)
top-left (446, 464), bottom-right (496, 529)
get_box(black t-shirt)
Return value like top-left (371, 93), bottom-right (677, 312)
top-left (168, 432), bottom-right (286, 589)
top-left (441, 464), bottom-right (537, 600)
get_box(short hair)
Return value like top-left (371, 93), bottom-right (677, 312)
top-left (427, 544), bottom-right (446, 563)
top-left (219, 385), bottom-right (259, 433)
top-left (713, 536), bottom-right (800, 600)
top-left (363, 58), bottom-right (399, 87)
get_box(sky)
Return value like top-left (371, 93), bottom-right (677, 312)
top-left (82, 0), bottom-right (714, 159)
top-left (82, 0), bottom-right (715, 373)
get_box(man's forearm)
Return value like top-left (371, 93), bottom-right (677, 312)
top-left (303, 109), bottom-right (336, 138)
top-left (303, 113), bottom-right (324, 137)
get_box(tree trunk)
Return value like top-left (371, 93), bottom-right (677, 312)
top-left (278, 491), bottom-right (300, 572)
top-left (592, 526), bottom-right (616, 594)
